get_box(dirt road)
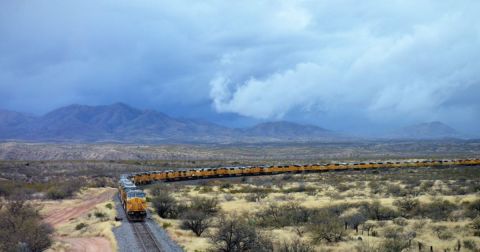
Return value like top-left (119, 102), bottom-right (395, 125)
top-left (43, 188), bottom-right (115, 227)
top-left (43, 188), bottom-right (116, 252)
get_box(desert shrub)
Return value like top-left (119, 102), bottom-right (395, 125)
top-left (256, 204), bottom-right (312, 228)
top-left (393, 197), bottom-right (419, 217)
top-left (471, 217), bottom-right (480, 236)
top-left (162, 222), bottom-right (172, 229)
top-left (386, 184), bottom-right (407, 197)
top-left (309, 210), bottom-right (345, 243)
top-left (335, 183), bottom-right (350, 192)
top-left (463, 239), bottom-right (478, 251)
top-left (380, 238), bottom-right (410, 252)
top-left (364, 201), bottom-right (400, 220)
top-left (412, 219), bottom-right (428, 230)
top-left (94, 211), bottom-right (107, 219)
top-left (393, 217), bottom-right (408, 226)
top-left (431, 225), bottom-right (453, 240)
top-left (466, 199), bottom-right (480, 218)
top-left (189, 197), bottom-right (218, 215)
top-left (355, 240), bottom-right (379, 252)
top-left (75, 222), bottom-right (87, 230)
top-left (0, 198), bottom-right (53, 252)
top-left (419, 181), bottom-right (435, 193)
top-left (210, 215), bottom-right (273, 252)
top-left (245, 190), bottom-right (268, 202)
top-left (179, 196), bottom-right (218, 236)
top-left (277, 238), bottom-right (313, 252)
top-left (341, 208), bottom-right (367, 233)
top-left (46, 187), bottom-right (68, 199)
top-left (224, 194), bottom-right (235, 201)
top-left (381, 227), bottom-right (415, 252)
top-left (152, 192), bottom-right (179, 218)
top-left (220, 182), bottom-right (233, 189)
top-left (199, 186), bottom-right (214, 193)
top-left (283, 184), bottom-right (316, 194)
top-left (361, 221), bottom-right (376, 236)
top-left (149, 183), bottom-right (172, 197)
top-left (419, 199), bottom-right (458, 220)
top-left (383, 226), bottom-right (404, 239)
top-left (46, 180), bottom-right (84, 200)
top-left (180, 210), bottom-right (212, 236)
top-left (105, 203), bottom-right (113, 209)
top-left (368, 181), bottom-right (383, 195)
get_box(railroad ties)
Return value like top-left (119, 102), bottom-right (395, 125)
top-left (131, 222), bottom-right (164, 252)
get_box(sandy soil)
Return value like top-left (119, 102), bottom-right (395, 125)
top-left (43, 188), bottom-right (116, 227)
top-left (42, 188), bottom-right (116, 252)
top-left (56, 237), bottom-right (113, 252)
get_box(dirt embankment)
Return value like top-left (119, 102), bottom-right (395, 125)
top-left (42, 188), bottom-right (116, 252)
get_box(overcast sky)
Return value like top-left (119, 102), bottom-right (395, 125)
top-left (1, 1), bottom-right (479, 135)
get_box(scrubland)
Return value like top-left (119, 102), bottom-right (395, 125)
top-left (147, 166), bottom-right (480, 252)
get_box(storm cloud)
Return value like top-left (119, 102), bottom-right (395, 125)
top-left (1, 1), bottom-right (479, 134)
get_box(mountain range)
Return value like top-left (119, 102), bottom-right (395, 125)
top-left (0, 103), bottom-right (466, 143)
top-left (0, 103), bottom-right (336, 143)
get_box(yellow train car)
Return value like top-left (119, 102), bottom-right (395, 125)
top-left (118, 178), bottom-right (147, 221)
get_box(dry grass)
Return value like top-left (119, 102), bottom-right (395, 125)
top-left (145, 167), bottom-right (480, 252)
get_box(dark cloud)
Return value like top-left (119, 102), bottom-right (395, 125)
top-left (0, 0), bottom-right (479, 135)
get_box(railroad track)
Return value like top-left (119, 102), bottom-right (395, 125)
top-left (131, 221), bottom-right (163, 252)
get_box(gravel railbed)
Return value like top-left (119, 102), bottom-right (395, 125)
top-left (113, 195), bottom-right (184, 252)
top-left (113, 196), bottom-right (143, 252)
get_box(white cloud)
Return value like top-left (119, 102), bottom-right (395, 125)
top-left (209, 0), bottom-right (480, 131)
top-left (1, 0), bottom-right (480, 133)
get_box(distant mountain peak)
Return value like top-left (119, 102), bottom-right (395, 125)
top-left (391, 121), bottom-right (461, 139)
top-left (245, 121), bottom-right (332, 139)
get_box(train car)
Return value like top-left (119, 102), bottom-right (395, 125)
top-left (118, 178), bottom-right (147, 221)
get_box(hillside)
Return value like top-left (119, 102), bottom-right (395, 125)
top-left (390, 121), bottom-right (462, 139)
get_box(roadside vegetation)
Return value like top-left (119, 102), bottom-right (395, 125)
top-left (147, 166), bottom-right (480, 251)
top-left (0, 194), bottom-right (53, 251)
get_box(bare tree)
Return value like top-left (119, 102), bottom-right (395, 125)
top-left (152, 192), bottom-right (178, 218)
top-left (181, 210), bottom-right (212, 236)
top-left (308, 210), bottom-right (345, 243)
top-left (210, 214), bottom-right (273, 252)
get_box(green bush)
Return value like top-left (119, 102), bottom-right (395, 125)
top-left (94, 211), bottom-right (107, 219)
top-left (393, 197), bottom-right (419, 217)
top-left (472, 217), bottom-right (480, 236)
top-left (309, 210), bottom-right (345, 243)
top-left (463, 239), bottom-right (478, 251)
top-left (105, 203), bottom-right (113, 210)
top-left (162, 222), bottom-right (172, 229)
top-left (432, 225), bottom-right (453, 240)
top-left (75, 223), bottom-right (87, 230)
top-left (419, 199), bottom-right (457, 220)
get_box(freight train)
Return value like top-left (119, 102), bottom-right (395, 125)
top-left (118, 158), bottom-right (480, 220)
top-left (118, 175), bottom-right (147, 221)
top-left (126, 158), bottom-right (480, 185)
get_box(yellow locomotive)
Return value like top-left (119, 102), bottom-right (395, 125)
top-left (125, 158), bottom-right (480, 185)
top-left (118, 175), bottom-right (147, 221)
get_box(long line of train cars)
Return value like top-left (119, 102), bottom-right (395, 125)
top-left (126, 158), bottom-right (480, 185)
top-left (119, 158), bottom-right (480, 220)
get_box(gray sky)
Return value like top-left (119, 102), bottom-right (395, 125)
top-left (1, 0), bottom-right (479, 135)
